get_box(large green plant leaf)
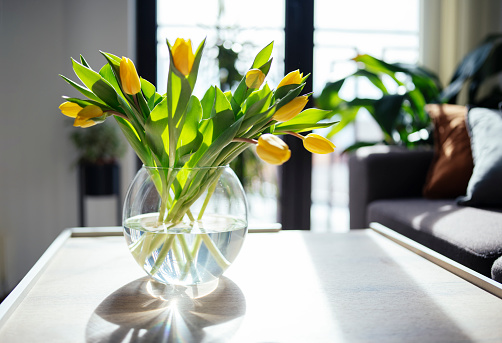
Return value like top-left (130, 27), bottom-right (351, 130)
top-left (372, 94), bottom-right (405, 139)
top-left (316, 79), bottom-right (345, 109)
top-left (441, 34), bottom-right (502, 105)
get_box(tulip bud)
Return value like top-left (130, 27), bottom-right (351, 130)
top-left (245, 69), bottom-right (266, 89)
top-left (277, 69), bottom-right (303, 88)
top-left (171, 38), bottom-right (195, 76)
top-left (256, 134), bottom-right (291, 165)
top-left (303, 133), bottom-right (336, 154)
top-left (120, 57), bottom-right (141, 95)
top-left (59, 102), bottom-right (83, 118)
top-left (273, 96), bottom-right (309, 122)
top-left (72, 105), bottom-right (103, 128)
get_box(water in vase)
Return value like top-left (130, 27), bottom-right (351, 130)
top-left (124, 213), bottom-right (247, 286)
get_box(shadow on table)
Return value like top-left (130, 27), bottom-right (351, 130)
top-left (304, 231), bottom-right (476, 343)
top-left (86, 276), bottom-right (245, 343)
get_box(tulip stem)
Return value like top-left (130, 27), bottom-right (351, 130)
top-left (133, 94), bottom-right (140, 111)
top-left (233, 137), bottom-right (257, 144)
top-left (109, 111), bottom-right (129, 120)
top-left (286, 131), bottom-right (305, 140)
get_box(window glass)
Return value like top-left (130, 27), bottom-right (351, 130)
top-left (312, 0), bottom-right (420, 232)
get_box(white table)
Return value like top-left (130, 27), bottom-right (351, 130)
top-left (1, 227), bottom-right (502, 342)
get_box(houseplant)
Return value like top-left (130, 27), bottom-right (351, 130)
top-left (316, 54), bottom-right (442, 152)
top-left (70, 121), bottom-right (125, 196)
top-left (59, 38), bottom-right (338, 292)
top-left (440, 33), bottom-right (502, 108)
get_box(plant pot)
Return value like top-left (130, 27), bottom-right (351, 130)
top-left (122, 165), bottom-right (248, 296)
top-left (80, 162), bottom-right (120, 196)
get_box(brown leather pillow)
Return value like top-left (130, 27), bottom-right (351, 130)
top-left (423, 104), bottom-right (473, 199)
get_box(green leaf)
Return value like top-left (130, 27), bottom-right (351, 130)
top-left (210, 87), bottom-right (235, 138)
top-left (189, 116), bottom-right (244, 168)
top-left (60, 74), bottom-right (104, 104)
top-left (354, 70), bottom-right (388, 94)
top-left (242, 85), bottom-right (272, 118)
top-left (274, 109), bottom-right (337, 133)
top-left (114, 116), bottom-right (152, 166)
top-left (140, 77), bottom-right (156, 99)
top-left (275, 83), bottom-right (305, 110)
top-left (177, 96), bottom-right (203, 159)
top-left (315, 78), bottom-right (345, 109)
top-left (258, 58), bottom-right (273, 76)
top-left (63, 97), bottom-right (113, 112)
top-left (252, 42), bottom-right (274, 69)
top-left (187, 39), bottom-right (206, 90)
top-left (140, 78), bottom-right (162, 110)
top-left (343, 141), bottom-right (382, 154)
top-left (275, 83), bottom-right (301, 101)
top-left (99, 63), bottom-right (124, 97)
top-left (145, 97), bottom-right (170, 166)
top-left (372, 94), bottom-right (405, 138)
top-left (71, 58), bottom-right (121, 109)
top-left (327, 107), bottom-right (360, 138)
top-left (80, 55), bottom-right (91, 69)
top-left (201, 86), bottom-right (216, 120)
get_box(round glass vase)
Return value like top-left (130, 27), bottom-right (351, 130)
top-left (123, 165), bottom-right (248, 293)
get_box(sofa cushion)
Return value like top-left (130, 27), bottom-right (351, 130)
top-left (492, 256), bottom-right (502, 283)
top-left (457, 107), bottom-right (502, 207)
top-left (423, 104), bottom-right (473, 199)
top-left (368, 198), bottom-right (502, 278)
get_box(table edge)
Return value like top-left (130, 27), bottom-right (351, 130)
top-left (371, 222), bottom-right (502, 299)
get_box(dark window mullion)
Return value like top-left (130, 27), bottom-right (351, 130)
top-left (135, 0), bottom-right (157, 170)
top-left (280, 0), bottom-right (314, 230)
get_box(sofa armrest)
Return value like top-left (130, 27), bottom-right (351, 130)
top-left (348, 145), bottom-right (433, 229)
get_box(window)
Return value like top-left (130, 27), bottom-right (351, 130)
top-left (311, 0), bottom-right (420, 232)
top-left (146, 0), bottom-right (421, 231)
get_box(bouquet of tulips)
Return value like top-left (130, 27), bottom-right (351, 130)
top-left (60, 38), bottom-right (337, 227)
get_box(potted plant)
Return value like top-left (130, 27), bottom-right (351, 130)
top-left (70, 121), bottom-right (126, 196)
top-left (315, 54), bottom-right (442, 152)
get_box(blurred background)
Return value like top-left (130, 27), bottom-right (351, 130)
top-left (1, 0), bottom-right (501, 297)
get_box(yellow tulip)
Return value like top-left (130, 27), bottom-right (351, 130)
top-left (59, 102), bottom-right (83, 118)
top-left (245, 69), bottom-right (266, 88)
top-left (171, 38), bottom-right (194, 76)
top-left (256, 134), bottom-right (291, 165)
top-left (303, 133), bottom-right (336, 154)
top-left (277, 69), bottom-right (303, 88)
top-left (273, 96), bottom-right (309, 122)
top-left (72, 105), bottom-right (103, 128)
top-left (120, 57), bottom-right (141, 95)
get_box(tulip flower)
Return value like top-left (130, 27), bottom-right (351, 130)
top-left (277, 69), bottom-right (303, 88)
top-left (255, 134), bottom-right (291, 165)
top-left (245, 69), bottom-right (266, 89)
top-left (120, 57), bottom-right (141, 95)
top-left (171, 38), bottom-right (194, 76)
top-left (59, 101), bottom-right (83, 118)
top-left (65, 104), bottom-right (104, 128)
top-left (303, 133), bottom-right (336, 154)
top-left (273, 95), bottom-right (309, 122)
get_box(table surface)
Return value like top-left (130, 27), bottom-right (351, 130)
top-left (1, 229), bottom-right (502, 343)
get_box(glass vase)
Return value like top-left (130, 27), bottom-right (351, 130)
top-left (122, 165), bottom-right (248, 295)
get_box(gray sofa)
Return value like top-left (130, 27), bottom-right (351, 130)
top-left (348, 145), bottom-right (502, 283)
